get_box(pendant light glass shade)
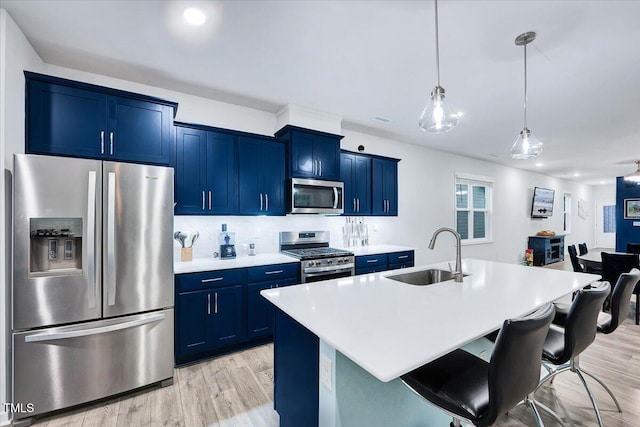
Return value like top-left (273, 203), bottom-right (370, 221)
top-left (624, 160), bottom-right (640, 182)
top-left (511, 128), bottom-right (543, 160)
top-left (511, 32), bottom-right (542, 159)
top-left (419, 86), bottom-right (460, 133)
top-left (419, 0), bottom-right (459, 133)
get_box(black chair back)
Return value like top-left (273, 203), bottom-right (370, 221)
top-left (567, 245), bottom-right (583, 272)
top-left (599, 269), bottom-right (640, 334)
top-left (626, 243), bottom-right (640, 254)
top-left (559, 282), bottom-right (610, 364)
top-left (578, 243), bottom-right (588, 256)
top-left (484, 303), bottom-right (555, 425)
top-left (601, 252), bottom-right (640, 286)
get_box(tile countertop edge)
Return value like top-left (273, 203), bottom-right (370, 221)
top-left (175, 253), bottom-right (299, 274)
top-left (339, 245), bottom-right (415, 256)
top-left (261, 259), bottom-right (601, 383)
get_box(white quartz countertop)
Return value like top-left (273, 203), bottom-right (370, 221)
top-left (261, 259), bottom-right (599, 383)
top-left (175, 253), bottom-right (298, 274)
top-left (339, 245), bottom-right (414, 256)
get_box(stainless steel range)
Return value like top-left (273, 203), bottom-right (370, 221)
top-left (280, 231), bottom-right (354, 283)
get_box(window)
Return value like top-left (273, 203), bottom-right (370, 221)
top-left (563, 193), bottom-right (571, 234)
top-left (455, 174), bottom-right (493, 244)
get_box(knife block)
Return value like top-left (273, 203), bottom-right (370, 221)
top-left (181, 247), bottom-right (193, 262)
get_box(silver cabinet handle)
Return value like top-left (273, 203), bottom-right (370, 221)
top-left (319, 160), bottom-right (322, 176)
top-left (260, 193), bottom-right (263, 211)
top-left (109, 132), bottom-right (114, 155)
top-left (208, 191), bottom-right (212, 210)
top-left (100, 131), bottom-right (105, 154)
top-left (207, 294), bottom-right (211, 315)
top-left (214, 292), bottom-right (218, 314)
top-left (265, 193), bottom-right (269, 211)
top-left (86, 170), bottom-right (97, 309)
top-left (353, 198), bottom-right (356, 212)
top-left (265, 270), bottom-right (284, 275)
top-left (106, 172), bottom-right (116, 306)
top-left (201, 277), bottom-right (223, 283)
top-left (366, 259), bottom-right (379, 263)
top-left (357, 198), bottom-right (360, 212)
top-left (313, 160), bottom-right (317, 175)
top-left (24, 313), bottom-right (166, 343)
top-left (398, 255), bottom-right (409, 259)
top-left (202, 191), bottom-right (205, 210)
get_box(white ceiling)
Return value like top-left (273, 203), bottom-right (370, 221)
top-left (3, 0), bottom-right (639, 184)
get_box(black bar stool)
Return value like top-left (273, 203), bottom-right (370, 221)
top-left (401, 303), bottom-right (557, 427)
top-left (536, 282), bottom-right (610, 427)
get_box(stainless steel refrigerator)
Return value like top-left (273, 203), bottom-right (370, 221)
top-left (12, 154), bottom-right (174, 421)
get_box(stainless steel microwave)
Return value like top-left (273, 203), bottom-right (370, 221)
top-left (290, 178), bottom-right (344, 214)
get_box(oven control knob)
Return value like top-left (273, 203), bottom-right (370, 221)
top-left (327, 259), bottom-right (333, 265)
top-left (337, 259), bottom-right (344, 264)
top-left (308, 261), bottom-right (315, 267)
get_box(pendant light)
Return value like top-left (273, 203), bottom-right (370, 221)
top-left (511, 31), bottom-right (543, 159)
top-left (624, 160), bottom-right (640, 182)
top-left (419, 0), bottom-right (460, 133)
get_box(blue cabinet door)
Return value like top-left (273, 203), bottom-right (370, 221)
top-left (341, 152), bottom-right (372, 215)
top-left (175, 126), bottom-right (207, 214)
top-left (27, 81), bottom-right (107, 159)
top-left (176, 289), bottom-right (214, 357)
top-left (211, 285), bottom-right (245, 348)
top-left (290, 132), bottom-right (315, 178)
top-left (239, 136), bottom-right (286, 215)
top-left (341, 153), bottom-right (356, 215)
top-left (261, 140), bottom-right (286, 215)
top-left (108, 96), bottom-right (172, 165)
top-left (313, 135), bottom-right (341, 181)
top-left (238, 137), bottom-right (263, 214)
top-left (247, 277), bottom-right (298, 339)
top-left (372, 158), bottom-right (398, 216)
top-left (206, 132), bottom-right (237, 214)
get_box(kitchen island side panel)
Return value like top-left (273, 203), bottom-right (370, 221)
top-left (274, 309), bottom-right (319, 427)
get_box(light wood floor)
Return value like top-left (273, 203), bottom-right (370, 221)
top-left (29, 260), bottom-right (640, 427)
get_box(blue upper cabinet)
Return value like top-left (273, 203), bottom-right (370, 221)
top-left (275, 125), bottom-right (343, 181)
top-left (341, 152), bottom-right (371, 215)
top-left (238, 136), bottom-right (286, 215)
top-left (175, 123), bottom-right (237, 215)
top-left (25, 72), bottom-right (177, 166)
top-left (372, 157), bottom-right (399, 216)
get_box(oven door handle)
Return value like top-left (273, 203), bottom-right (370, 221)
top-left (333, 187), bottom-right (339, 209)
top-left (304, 265), bottom-right (354, 275)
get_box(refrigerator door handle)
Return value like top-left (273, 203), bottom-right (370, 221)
top-left (107, 172), bottom-right (117, 306)
top-left (87, 171), bottom-right (97, 308)
top-left (24, 313), bottom-right (166, 343)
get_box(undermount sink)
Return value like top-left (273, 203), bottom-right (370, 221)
top-left (386, 268), bottom-right (468, 286)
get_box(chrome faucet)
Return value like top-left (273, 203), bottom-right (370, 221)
top-left (428, 227), bottom-right (463, 282)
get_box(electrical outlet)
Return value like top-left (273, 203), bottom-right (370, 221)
top-left (320, 354), bottom-right (332, 390)
top-left (479, 350), bottom-right (487, 361)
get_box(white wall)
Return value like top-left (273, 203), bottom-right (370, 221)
top-left (0, 9), bottom-right (44, 426)
top-left (1, 8), bottom-right (597, 426)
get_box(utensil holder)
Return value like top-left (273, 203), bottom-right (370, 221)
top-left (181, 247), bottom-right (193, 262)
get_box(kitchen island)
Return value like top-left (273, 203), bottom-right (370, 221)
top-left (261, 258), bottom-right (600, 427)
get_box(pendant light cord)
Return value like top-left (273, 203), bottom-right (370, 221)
top-left (434, 0), bottom-right (441, 87)
top-left (523, 42), bottom-right (528, 129)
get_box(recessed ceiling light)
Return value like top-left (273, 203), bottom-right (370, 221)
top-left (373, 116), bottom-right (392, 123)
top-left (573, 172), bottom-right (580, 177)
top-left (183, 8), bottom-right (206, 26)
top-left (600, 180), bottom-right (606, 184)
top-left (535, 162), bottom-right (543, 167)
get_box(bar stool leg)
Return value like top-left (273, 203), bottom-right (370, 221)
top-left (534, 399), bottom-right (567, 427)
top-left (575, 369), bottom-right (604, 427)
top-left (525, 396), bottom-right (544, 427)
top-left (579, 368), bottom-right (622, 412)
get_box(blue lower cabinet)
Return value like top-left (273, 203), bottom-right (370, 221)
top-left (175, 262), bottom-right (300, 366)
top-left (211, 285), bottom-right (245, 347)
top-left (355, 254), bottom-right (388, 275)
top-left (355, 250), bottom-right (415, 275)
top-left (176, 289), bottom-right (214, 357)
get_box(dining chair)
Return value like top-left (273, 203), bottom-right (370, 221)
top-left (578, 243), bottom-right (588, 256)
top-left (626, 243), bottom-right (640, 254)
top-left (401, 303), bottom-right (559, 427)
top-left (567, 245), bottom-right (583, 273)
